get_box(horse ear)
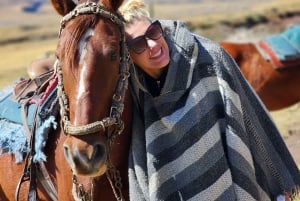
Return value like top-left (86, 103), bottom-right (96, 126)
top-left (51, 0), bottom-right (76, 16)
top-left (110, 0), bottom-right (124, 11)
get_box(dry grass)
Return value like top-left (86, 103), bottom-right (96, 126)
top-left (0, 3), bottom-right (58, 87)
top-left (1, 0), bottom-right (300, 137)
top-left (0, 38), bottom-right (57, 87)
top-left (150, 0), bottom-right (300, 28)
top-left (271, 104), bottom-right (300, 139)
top-left (0, 1), bottom-right (299, 199)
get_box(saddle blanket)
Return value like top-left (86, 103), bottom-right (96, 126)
top-left (0, 90), bottom-right (36, 127)
top-left (0, 80), bottom-right (59, 163)
top-left (258, 25), bottom-right (300, 68)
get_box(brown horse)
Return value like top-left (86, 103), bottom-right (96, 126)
top-left (220, 41), bottom-right (300, 111)
top-left (0, 0), bottom-right (132, 200)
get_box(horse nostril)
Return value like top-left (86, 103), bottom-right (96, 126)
top-left (63, 144), bottom-right (70, 159)
top-left (93, 144), bottom-right (105, 162)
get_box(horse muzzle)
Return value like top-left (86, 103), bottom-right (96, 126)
top-left (63, 137), bottom-right (108, 177)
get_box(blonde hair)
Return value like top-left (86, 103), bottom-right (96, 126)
top-left (119, 0), bottom-right (151, 25)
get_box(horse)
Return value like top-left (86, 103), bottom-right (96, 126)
top-left (0, 0), bottom-right (132, 200)
top-left (220, 41), bottom-right (300, 111)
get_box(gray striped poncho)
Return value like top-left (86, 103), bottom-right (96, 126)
top-left (128, 20), bottom-right (300, 201)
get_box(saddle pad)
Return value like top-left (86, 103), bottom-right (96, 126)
top-left (0, 92), bottom-right (36, 127)
top-left (0, 83), bottom-right (59, 163)
top-left (0, 76), bottom-right (58, 127)
top-left (258, 25), bottom-right (300, 68)
top-left (283, 24), bottom-right (300, 50)
top-left (263, 34), bottom-right (300, 61)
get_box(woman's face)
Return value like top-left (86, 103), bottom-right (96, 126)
top-left (125, 18), bottom-right (170, 78)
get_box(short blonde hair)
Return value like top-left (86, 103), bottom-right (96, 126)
top-left (119, 0), bottom-right (151, 25)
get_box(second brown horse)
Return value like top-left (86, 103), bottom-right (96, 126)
top-left (221, 41), bottom-right (300, 111)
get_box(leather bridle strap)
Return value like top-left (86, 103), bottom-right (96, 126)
top-left (15, 154), bottom-right (31, 201)
top-left (15, 98), bottom-right (41, 201)
top-left (37, 162), bottom-right (58, 201)
top-left (59, 2), bottom-right (124, 37)
top-left (16, 93), bottom-right (58, 201)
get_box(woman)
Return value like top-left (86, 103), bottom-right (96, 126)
top-left (120, 0), bottom-right (300, 200)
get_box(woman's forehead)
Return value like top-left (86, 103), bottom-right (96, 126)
top-left (125, 18), bottom-right (151, 40)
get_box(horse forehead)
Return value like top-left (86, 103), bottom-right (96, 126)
top-left (80, 26), bottom-right (120, 61)
top-left (78, 28), bottom-right (94, 64)
top-left (95, 19), bottom-right (121, 41)
top-left (84, 18), bottom-right (121, 47)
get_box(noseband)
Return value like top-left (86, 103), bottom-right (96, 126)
top-left (57, 2), bottom-right (130, 137)
top-left (56, 2), bottom-right (131, 201)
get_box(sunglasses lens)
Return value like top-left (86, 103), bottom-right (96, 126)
top-left (130, 37), bottom-right (147, 54)
top-left (146, 23), bottom-right (162, 40)
top-left (128, 21), bottom-right (163, 54)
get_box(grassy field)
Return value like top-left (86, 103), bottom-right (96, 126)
top-left (0, 1), bottom-right (299, 199)
top-left (149, 0), bottom-right (300, 31)
top-left (150, 0), bottom-right (300, 20)
top-left (0, 2), bottom-right (59, 86)
top-left (0, 38), bottom-right (57, 86)
top-left (1, 0), bottom-right (300, 138)
top-left (1, 39), bottom-right (298, 139)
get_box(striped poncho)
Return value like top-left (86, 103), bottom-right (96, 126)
top-left (128, 20), bottom-right (300, 201)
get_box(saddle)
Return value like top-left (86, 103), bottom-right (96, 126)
top-left (0, 70), bottom-right (59, 201)
top-left (0, 70), bottom-right (56, 127)
top-left (258, 25), bottom-right (300, 69)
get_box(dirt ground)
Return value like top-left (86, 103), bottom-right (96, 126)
top-left (285, 130), bottom-right (300, 168)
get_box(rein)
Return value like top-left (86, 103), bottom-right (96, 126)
top-left (57, 2), bottom-right (131, 201)
top-left (14, 71), bottom-right (59, 201)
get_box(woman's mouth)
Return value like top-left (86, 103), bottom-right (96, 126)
top-left (150, 48), bottom-right (162, 59)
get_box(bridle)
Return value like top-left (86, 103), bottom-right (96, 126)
top-left (56, 2), bottom-right (131, 201)
top-left (58, 2), bottom-right (130, 136)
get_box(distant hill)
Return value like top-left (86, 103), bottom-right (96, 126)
top-left (0, 0), bottom-right (24, 7)
top-left (0, 0), bottom-right (46, 13)
top-left (146, 0), bottom-right (276, 4)
top-left (145, 0), bottom-right (200, 3)
top-left (1, 0), bottom-right (298, 29)
top-left (0, 0), bottom-right (283, 8)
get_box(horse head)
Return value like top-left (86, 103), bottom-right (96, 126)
top-left (52, 0), bottom-right (132, 185)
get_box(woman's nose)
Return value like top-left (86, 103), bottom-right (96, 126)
top-left (146, 38), bottom-right (158, 49)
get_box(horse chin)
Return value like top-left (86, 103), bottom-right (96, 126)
top-left (63, 138), bottom-right (109, 177)
top-left (72, 160), bottom-right (107, 177)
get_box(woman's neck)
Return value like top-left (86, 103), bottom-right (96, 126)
top-left (144, 66), bottom-right (168, 79)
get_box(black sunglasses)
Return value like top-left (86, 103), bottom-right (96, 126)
top-left (127, 20), bottom-right (163, 54)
